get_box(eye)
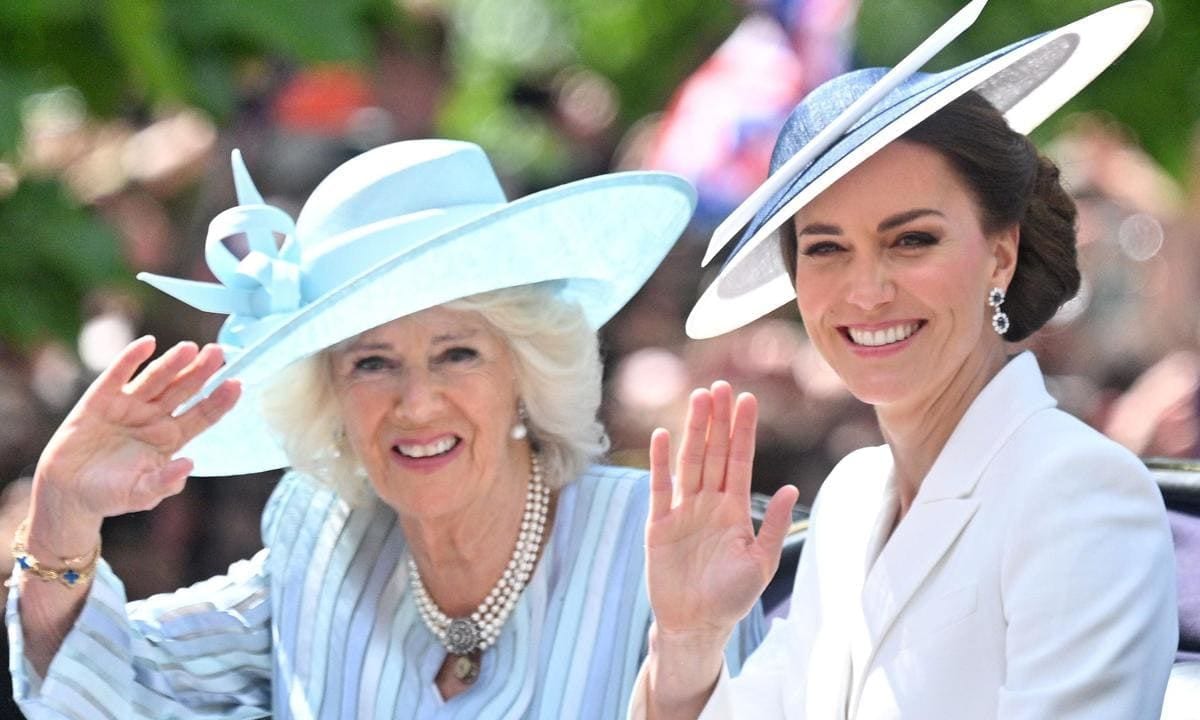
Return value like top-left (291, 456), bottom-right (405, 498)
top-left (352, 355), bottom-right (391, 372)
top-left (895, 231), bottom-right (938, 248)
top-left (438, 346), bottom-right (480, 364)
top-left (800, 240), bottom-right (845, 257)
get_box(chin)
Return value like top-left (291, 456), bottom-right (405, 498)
top-left (839, 372), bottom-right (915, 407)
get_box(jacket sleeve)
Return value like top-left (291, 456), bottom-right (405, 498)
top-left (2, 472), bottom-right (313, 720)
top-left (7, 552), bottom-right (274, 720)
top-left (996, 445), bottom-right (1178, 719)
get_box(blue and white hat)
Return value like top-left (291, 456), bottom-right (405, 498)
top-left (140, 140), bottom-right (696, 475)
top-left (685, 0), bottom-right (1153, 339)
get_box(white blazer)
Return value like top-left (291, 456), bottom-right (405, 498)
top-left (632, 352), bottom-right (1178, 719)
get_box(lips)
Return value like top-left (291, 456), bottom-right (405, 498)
top-left (844, 321), bottom-right (923, 347)
top-left (393, 435), bottom-right (460, 459)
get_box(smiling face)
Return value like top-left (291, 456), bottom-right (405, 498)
top-left (790, 139), bottom-right (1017, 410)
top-left (328, 305), bottom-right (526, 520)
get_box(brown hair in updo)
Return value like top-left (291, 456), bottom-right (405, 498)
top-left (778, 90), bottom-right (1079, 342)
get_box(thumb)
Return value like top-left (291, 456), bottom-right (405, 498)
top-left (134, 457), bottom-right (193, 511)
top-left (157, 457), bottom-right (194, 495)
top-left (754, 485), bottom-right (800, 569)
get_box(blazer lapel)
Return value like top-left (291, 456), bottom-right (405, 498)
top-left (858, 497), bottom-right (980, 653)
top-left (846, 352), bottom-right (1056, 716)
top-left (805, 446), bottom-right (896, 720)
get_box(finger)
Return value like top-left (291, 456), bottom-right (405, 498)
top-left (724, 392), bottom-right (759, 497)
top-left (754, 484), bottom-right (800, 571)
top-left (124, 341), bottom-right (199, 401)
top-left (698, 381), bottom-right (733, 492)
top-left (675, 388), bottom-right (712, 496)
top-left (138, 457), bottom-right (194, 511)
top-left (156, 344), bottom-right (227, 413)
top-left (175, 379), bottom-right (241, 445)
top-left (157, 457), bottom-right (194, 494)
top-left (648, 428), bottom-right (674, 521)
top-left (85, 336), bottom-right (157, 400)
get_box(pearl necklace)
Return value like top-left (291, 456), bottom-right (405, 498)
top-left (408, 454), bottom-right (549, 680)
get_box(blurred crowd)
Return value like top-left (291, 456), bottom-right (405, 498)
top-left (2, 2), bottom-right (1199, 714)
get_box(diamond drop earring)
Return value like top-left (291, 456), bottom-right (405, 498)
top-left (988, 287), bottom-right (1010, 336)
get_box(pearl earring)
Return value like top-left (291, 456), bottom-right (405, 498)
top-left (331, 426), bottom-right (346, 458)
top-left (510, 401), bottom-right (529, 440)
top-left (988, 287), bottom-right (1010, 336)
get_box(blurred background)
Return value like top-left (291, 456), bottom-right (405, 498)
top-left (1, 0), bottom-right (1199, 712)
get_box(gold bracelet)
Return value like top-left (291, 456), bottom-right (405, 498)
top-left (11, 518), bottom-right (101, 588)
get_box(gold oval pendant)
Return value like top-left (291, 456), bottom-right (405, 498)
top-left (453, 654), bottom-right (480, 684)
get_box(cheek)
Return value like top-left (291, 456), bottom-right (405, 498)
top-left (336, 384), bottom-right (387, 441)
top-left (793, 269), bottom-right (834, 320)
top-left (903, 244), bottom-right (991, 307)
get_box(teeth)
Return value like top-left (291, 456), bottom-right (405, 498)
top-left (395, 436), bottom-right (457, 458)
top-left (848, 322), bottom-right (919, 347)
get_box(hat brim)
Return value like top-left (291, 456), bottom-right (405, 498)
top-left (180, 171), bottom-right (695, 476)
top-left (685, 0), bottom-right (1151, 340)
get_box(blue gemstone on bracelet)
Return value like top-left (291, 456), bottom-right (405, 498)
top-left (63, 569), bottom-right (79, 585)
top-left (17, 556), bottom-right (30, 570)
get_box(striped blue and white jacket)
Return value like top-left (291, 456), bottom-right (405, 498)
top-left (8, 464), bottom-right (764, 719)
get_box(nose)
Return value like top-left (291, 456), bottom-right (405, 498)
top-left (391, 370), bottom-right (444, 424)
top-left (844, 253), bottom-right (895, 311)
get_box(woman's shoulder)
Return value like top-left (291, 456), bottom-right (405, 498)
top-left (261, 470), bottom-right (351, 547)
top-left (1005, 407), bottom-right (1151, 483)
top-left (988, 407), bottom-right (1166, 528)
top-left (814, 444), bottom-right (893, 509)
top-left (571, 462), bottom-right (650, 491)
top-left (564, 462), bottom-right (651, 509)
top-left (553, 463), bottom-right (651, 550)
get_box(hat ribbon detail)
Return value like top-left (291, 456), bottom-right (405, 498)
top-left (137, 152), bottom-right (304, 349)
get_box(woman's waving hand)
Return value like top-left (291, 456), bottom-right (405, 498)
top-left (643, 381), bottom-right (798, 720)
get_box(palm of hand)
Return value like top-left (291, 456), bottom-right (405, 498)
top-left (647, 492), bottom-right (774, 635)
top-left (35, 338), bottom-right (240, 520)
top-left (644, 382), bottom-right (799, 642)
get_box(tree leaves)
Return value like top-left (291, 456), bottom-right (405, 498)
top-left (0, 180), bottom-right (125, 348)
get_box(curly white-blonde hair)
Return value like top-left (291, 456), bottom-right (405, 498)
top-left (260, 283), bottom-right (608, 505)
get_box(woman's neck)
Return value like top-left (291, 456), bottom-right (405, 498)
top-left (401, 447), bottom-right (538, 617)
top-left (877, 345), bottom-right (1010, 517)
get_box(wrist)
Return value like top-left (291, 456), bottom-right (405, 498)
top-left (646, 623), bottom-right (727, 715)
top-left (651, 622), bottom-right (730, 658)
top-left (25, 480), bottom-right (103, 559)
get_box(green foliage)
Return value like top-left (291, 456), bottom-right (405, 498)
top-left (0, 0), bottom-right (399, 157)
top-left (0, 0), bottom-right (401, 350)
top-left (557, 0), bottom-right (738, 124)
top-left (437, 0), bottom-right (737, 179)
top-left (856, 0), bottom-right (1200, 179)
top-left (0, 180), bottom-right (125, 348)
top-left (1, 0), bottom-right (1197, 354)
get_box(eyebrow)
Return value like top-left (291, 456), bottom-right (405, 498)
top-left (341, 340), bottom-right (392, 352)
top-left (796, 208), bottom-right (946, 237)
top-left (878, 208), bottom-right (944, 232)
top-left (341, 328), bottom-right (479, 352)
top-left (432, 329), bottom-right (479, 344)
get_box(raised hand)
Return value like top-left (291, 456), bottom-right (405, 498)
top-left (645, 381), bottom-right (799, 643)
top-left (32, 336), bottom-right (241, 529)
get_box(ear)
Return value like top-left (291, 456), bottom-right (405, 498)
top-left (988, 223), bottom-right (1019, 290)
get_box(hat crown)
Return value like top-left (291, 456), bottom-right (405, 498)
top-left (770, 67), bottom-right (944, 175)
top-left (294, 139), bottom-right (508, 249)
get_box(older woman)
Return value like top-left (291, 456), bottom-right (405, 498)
top-left (636, 2), bottom-right (1176, 719)
top-left (6, 140), bottom-right (762, 718)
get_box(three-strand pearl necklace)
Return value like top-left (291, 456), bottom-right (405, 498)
top-left (408, 454), bottom-right (549, 681)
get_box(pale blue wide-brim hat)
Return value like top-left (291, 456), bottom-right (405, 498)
top-left (139, 140), bottom-right (696, 476)
top-left (685, 0), bottom-right (1153, 339)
